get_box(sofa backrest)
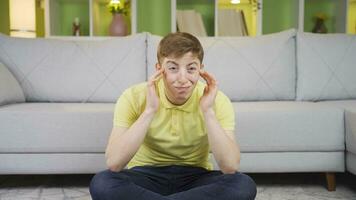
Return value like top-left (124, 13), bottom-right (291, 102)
top-left (296, 32), bottom-right (356, 101)
top-left (0, 33), bottom-right (147, 103)
top-left (147, 29), bottom-right (297, 101)
top-left (2, 30), bottom-right (355, 104)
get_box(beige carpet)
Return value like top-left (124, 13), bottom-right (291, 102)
top-left (0, 173), bottom-right (355, 200)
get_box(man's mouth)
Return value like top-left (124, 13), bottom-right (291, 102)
top-left (175, 86), bottom-right (190, 92)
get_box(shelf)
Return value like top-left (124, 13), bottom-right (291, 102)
top-left (92, 0), bottom-right (112, 36)
top-left (48, 0), bottom-right (90, 36)
top-left (45, 0), bottom-right (134, 37)
top-left (262, 0), bottom-right (299, 35)
top-left (304, 0), bottom-right (347, 33)
top-left (177, 0), bottom-right (215, 36)
top-left (218, 0), bottom-right (260, 36)
top-left (42, 0), bottom-right (354, 37)
top-left (92, 0), bottom-right (132, 36)
top-left (136, 0), bottom-right (171, 36)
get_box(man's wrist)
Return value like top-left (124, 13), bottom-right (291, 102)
top-left (143, 108), bottom-right (157, 118)
top-left (202, 108), bottom-right (215, 118)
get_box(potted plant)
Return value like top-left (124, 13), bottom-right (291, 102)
top-left (108, 0), bottom-right (130, 36)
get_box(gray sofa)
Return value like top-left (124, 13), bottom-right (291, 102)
top-left (0, 30), bottom-right (355, 191)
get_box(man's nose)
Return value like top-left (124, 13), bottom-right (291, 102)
top-left (177, 69), bottom-right (188, 83)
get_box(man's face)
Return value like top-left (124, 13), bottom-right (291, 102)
top-left (156, 52), bottom-right (203, 105)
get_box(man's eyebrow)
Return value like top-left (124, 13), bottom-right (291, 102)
top-left (187, 61), bottom-right (199, 66)
top-left (166, 60), bottom-right (178, 65)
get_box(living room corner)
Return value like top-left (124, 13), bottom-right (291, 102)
top-left (1, 0), bottom-right (356, 200)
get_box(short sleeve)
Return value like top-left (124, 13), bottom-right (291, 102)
top-left (214, 91), bottom-right (235, 131)
top-left (113, 90), bottom-right (138, 128)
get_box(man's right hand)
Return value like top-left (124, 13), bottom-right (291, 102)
top-left (106, 68), bottom-right (164, 172)
top-left (145, 68), bottom-right (164, 114)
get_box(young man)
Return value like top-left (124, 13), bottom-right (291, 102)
top-left (90, 32), bottom-right (256, 200)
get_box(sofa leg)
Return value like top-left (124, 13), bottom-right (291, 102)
top-left (325, 172), bottom-right (336, 191)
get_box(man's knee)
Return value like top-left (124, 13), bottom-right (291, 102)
top-left (90, 170), bottom-right (111, 198)
top-left (223, 173), bottom-right (257, 200)
top-left (89, 169), bottom-right (130, 199)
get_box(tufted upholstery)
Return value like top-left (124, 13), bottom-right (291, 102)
top-left (0, 33), bottom-right (147, 103)
top-left (147, 29), bottom-right (296, 101)
top-left (296, 32), bottom-right (356, 101)
top-left (0, 62), bottom-right (25, 106)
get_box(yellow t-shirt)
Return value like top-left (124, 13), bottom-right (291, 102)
top-left (113, 79), bottom-right (235, 170)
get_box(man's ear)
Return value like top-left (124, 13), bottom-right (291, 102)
top-left (200, 63), bottom-right (205, 70)
top-left (155, 63), bottom-right (161, 71)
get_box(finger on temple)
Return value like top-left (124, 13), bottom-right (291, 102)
top-left (205, 71), bottom-right (217, 85)
top-left (203, 72), bottom-right (214, 86)
top-left (149, 68), bottom-right (163, 81)
top-left (199, 70), bottom-right (209, 81)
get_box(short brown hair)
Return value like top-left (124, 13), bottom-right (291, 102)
top-left (157, 32), bottom-right (204, 64)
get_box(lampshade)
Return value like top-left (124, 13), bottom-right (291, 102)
top-left (231, 0), bottom-right (241, 4)
top-left (9, 0), bottom-right (36, 38)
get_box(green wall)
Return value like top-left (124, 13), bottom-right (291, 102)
top-left (0, 0), bottom-right (10, 35)
top-left (263, 0), bottom-right (298, 34)
top-left (177, 0), bottom-right (215, 36)
top-left (93, 2), bottom-right (112, 36)
top-left (59, 0), bottom-right (90, 36)
top-left (137, 0), bottom-right (171, 36)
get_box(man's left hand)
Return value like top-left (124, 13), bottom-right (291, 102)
top-left (199, 70), bottom-right (218, 113)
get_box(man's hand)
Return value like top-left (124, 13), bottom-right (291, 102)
top-left (199, 70), bottom-right (240, 173)
top-left (199, 70), bottom-right (218, 113)
top-left (106, 68), bottom-right (164, 172)
top-left (145, 68), bottom-right (164, 114)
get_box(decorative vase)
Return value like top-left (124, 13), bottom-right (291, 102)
top-left (109, 13), bottom-right (128, 36)
top-left (72, 17), bottom-right (81, 36)
top-left (312, 18), bottom-right (328, 34)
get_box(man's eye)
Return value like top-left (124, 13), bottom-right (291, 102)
top-left (168, 67), bottom-right (178, 71)
top-left (187, 66), bottom-right (197, 73)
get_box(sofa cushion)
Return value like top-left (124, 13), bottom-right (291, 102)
top-left (0, 62), bottom-right (25, 106)
top-left (234, 101), bottom-right (344, 152)
top-left (317, 100), bottom-right (356, 154)
top-left (0, 103), bottom-right (113, 153)
top-left (147, 29), bottom-right (296, 101)
top-left (0, 153), bottom-right (107, 174)
top-left (210, 152), bottom-right (344, 172)
top-left (297, 32), bottom-right (356, 101)
top-left (0, 33), bottom-right (147, 103)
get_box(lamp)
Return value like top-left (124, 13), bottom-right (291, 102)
top-left (9, 0), bottom-right (36, 38)
top-left (110, 0), bottom-right (120, 4)
top-left (231, 0), bottom-right (241, 4)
